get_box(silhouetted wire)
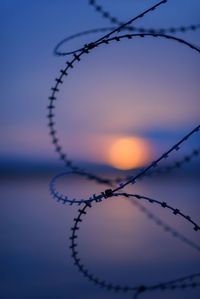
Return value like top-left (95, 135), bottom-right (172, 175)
top-left (55, 0), bottom-right (200, 56)
top-left (48, 30), bottom-right (200, 299)
top-left (89, 0), bottom-right (200, 35)
top-left (112, 122), bottom-right (200, 193)
top-left (50, 147), bottom-right (200, 202)
top-left (130, 198), bottom-right (200, 252)
top-left (48, 33), bottom-right (200, 191)
top-left (54, 0), bottom-right (168, 56)
top-left (54, 27), bottom-right (115, 56)
top-left (50, 149), bottom-right (200, 249)
top-left (69, 199), bottom-right (200, 298)
top-left (50, 146), bottom-right (200, 250)
top-left (48, 0), bottom-right (200, 297)
top-left (133, 280), bottom-right (200, 298)
top-left (50, 170), bottom-right (200, 251)
top-left (54, 0), bottom-right (200, 56)
top-left (115, 148), bottom-right (200, 183)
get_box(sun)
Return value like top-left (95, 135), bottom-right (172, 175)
top-left (108, 137), bottom-right (150, 170)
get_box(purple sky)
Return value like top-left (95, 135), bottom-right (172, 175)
top-left (1, 0), bottom-right (200, 165)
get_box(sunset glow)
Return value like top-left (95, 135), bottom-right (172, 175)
top-left (108, 137), bottom-right (150, 170)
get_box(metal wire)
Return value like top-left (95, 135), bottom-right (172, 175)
top-left (50, 147), bottom-right (200, 203)
top-left (69, 199), bottom-right (200, 297)
top-left (54, 0), bottom-right (168, 56)
top-left (48, 33), bottom-right (200, 191)
top-left (130, 198), bottom-right (200, 252)
top-left (47, 1), bottom-right (200, 297)
top-left (55, 0), bottom-right (200, 57)
top-left (89, 0), bottom-right (200, 35)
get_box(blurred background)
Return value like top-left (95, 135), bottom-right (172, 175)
top-left (0, 0), bottom-right (200, 298)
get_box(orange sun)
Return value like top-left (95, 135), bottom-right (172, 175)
top-left (108, 137), bottom-right (150, 170)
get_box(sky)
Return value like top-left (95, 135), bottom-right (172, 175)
top-left (0, 0), bottom-right (200, 169)
top-left (0, 2), bottom-right (200, 299)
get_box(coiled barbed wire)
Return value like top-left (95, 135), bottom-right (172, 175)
top-left (89, 0), bottom-right (200, 34)
top-left (70, 198), bottom-right (200, 298)
top-left (50, 147), bottom-right (200, 202)
top-left (54, 0), bottom-right (168, 56)
top-left (130, 198), bottom-right (200, 252)
top-left (48, 33), bottom-right (200, 191)
top-left (54, 0), bottom-right (200, 56)
top-left (47, 0), bottom-right (200, 298)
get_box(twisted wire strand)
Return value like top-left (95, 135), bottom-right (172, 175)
top-left (54, 0), bottom-right (199, 56)
top-left (112, 123), bottom-right (200, 193)
top-left (48, 32), bottom-right (200, 195)
top-left (89, 0), bottom-right (200, 35)
top-left (113, 193), bottom-right (200, 231)
top-left (69, 199), bottom-right (200, 296)
top-left (54, 23), bottom-right (200, 56)
top-left (54, 0), bottom-right (168, 56)
top-left (48, 1), bottom-right (200, 297)
top-left (54, 27), bottom-right (115, 56)
top-left (130, 198), bottom-right (200, 252)
top-left (149, 272), bottom-right (200, 289)
top-left (49, 1), bottom-right (177, 191)
top-left (49, 171), bottom-right (110, 206)
top-left (113, 146), bottom-right (200, 184)
top-left (83, 0), bottom-right (169, 46)
top-left (136, 148), bottom-right (200, 178)
top-left (49, 149), bottom-right (200, 205)
top-left (133, 280), bottom-right (200, 298)
top-left (134, 271), bottom-right (200, 297)
top-left (50, 169), bottom-right (200, 249)
top-left (50, 147), bottom-right (200, 203)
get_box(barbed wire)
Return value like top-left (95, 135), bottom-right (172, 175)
top-left (69, 198), bottom-right (200, 298)
top-left (114, 147), bottom-right (200, 183)
top-left (48, 33), bottom-right (200, 192)
top-left (47, 0), bottom-right (200, 297)
top-left (50, 147), bottom-right (200, 203)
top-left (54, 0), bottom-right (200, 56)
top-left (133, 280), bottom-right (200, 298)
top-left (130, 198), bottom-right (200, 252)
top-left (89, 0), bottom-right (200, 35)
top-left (54, 0), bottom-right (168, 56)
top-left (54, 27), bottom-right (115, 56)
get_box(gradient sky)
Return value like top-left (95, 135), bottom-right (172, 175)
top-left (1, 0), bottom-right (200, 166)
top-left (1, 3), bottom-right (200, 298)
